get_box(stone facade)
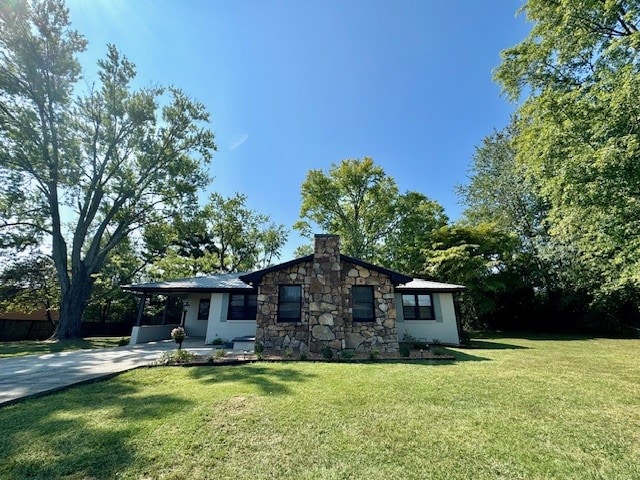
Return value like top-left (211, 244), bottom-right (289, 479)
top-left (255, 235), bottom-right (399, 355)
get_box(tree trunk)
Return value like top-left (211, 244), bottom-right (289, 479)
top-left (51, 274), bottom-right (93, 340)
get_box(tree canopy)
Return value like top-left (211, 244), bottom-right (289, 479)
top-left (295, 157), bottom-right (447, 274)
top-left (148, 193), bottom-right (288, 279)
top-left (0, 0), bottom-right (215, 338)
top-left (495, 0), bottom-right (640, 299)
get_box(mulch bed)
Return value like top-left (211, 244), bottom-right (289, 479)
top-left (161, 349), bottom-right (455, 366)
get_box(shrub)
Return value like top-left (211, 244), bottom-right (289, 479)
top-left (254, 341), bottom-right (264, 354)
top-left (214, 348), bottom-right (226, 359)
top-left (117, 337), bottom-right (129, 347)
top-left (321, 346), bottom-right (334, 360)
top-left (211, 337), bottom-right (224, 346)
top-left (340, 350), bottom-right (355, 361)
top-left (155, 349), bottom-right (196, 365)
top-left (284, 348), bottom-right (294, 358)
top-left (369, 349), bottom-right (380, 361)
top-left (399, 343), bottom-right (411, 357)
top-left (299, 352), bottom-right (308, 361)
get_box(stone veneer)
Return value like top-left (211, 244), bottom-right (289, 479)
top-left (255, 235), bottom-right (399, 355)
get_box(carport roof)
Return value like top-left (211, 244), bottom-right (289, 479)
top-left (122, 272), bottom-right (255, 294)
top-left (395, 278), bottom-right (465, 292)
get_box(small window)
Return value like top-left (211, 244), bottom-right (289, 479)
top-left (197, 298), bottom-right (211, 320)
top-left (227, 294), bottom-right (258, 320)
top-left (402, 293), bottom-right (434, 320)
top-left (352, 286), bottom-right (375, 322)
top-left (278, 285), bottom-right (302, 322)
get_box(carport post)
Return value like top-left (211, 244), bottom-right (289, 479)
top-left (135, 293), bottom-right (148, 327)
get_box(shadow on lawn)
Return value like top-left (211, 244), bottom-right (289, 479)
top-left (188, 364), bottom-right (318, 395)
top-left (0, 378), bottom-right (191, 479)
top-left (464, 339), bottom-right (529, 350)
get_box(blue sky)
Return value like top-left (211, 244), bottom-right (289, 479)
top-left (66, 0), bottom-right (531, 258)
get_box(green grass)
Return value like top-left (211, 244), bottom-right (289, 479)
top-left (1, 335), bottom-right (639, 479)
top-left (0, 336), bottom-right (130, 358)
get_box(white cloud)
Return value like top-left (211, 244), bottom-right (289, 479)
top-left (229, 133), bottom-right (249, 151)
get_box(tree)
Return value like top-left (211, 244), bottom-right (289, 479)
top-left (0, 0), bottom-right (215, 338)
top-left (0, 255), bottom-right (60, 326)
top-left (381, 191), bottom-right (448, 275)
top-left (458, 125), bottom-right (555, 290)
top-left (425, 224), bottom-right (521, 329)
top-left (295, 157), bottom-right (446, 269)
top-left (494, 0), bottom-right (640, 301)
top-left (148, 193), bottom-right (288, 279)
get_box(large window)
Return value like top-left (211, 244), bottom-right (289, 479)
top-left (197, 298), bottom-right (211, 320)
top-left (227, 294), bottom-right (258, 320)
top-left (352, 286), bottom-right (375, 322)
top-left (401, 293), bottom-right (434, 320)
top-left (278, 285), bottom-right (302, 322)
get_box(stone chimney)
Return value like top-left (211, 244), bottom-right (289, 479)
top-left (308, 234), bottom-right (344, 352)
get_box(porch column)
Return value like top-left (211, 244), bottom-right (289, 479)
top-left (135, 292), bottom-right (148, 327)
top-left (161, 296), bottom-right (170, 325)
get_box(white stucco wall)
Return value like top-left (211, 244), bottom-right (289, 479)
top-left (130, 324), bottom-right (179, 345)
top-left (182, 294), bottom-right (211, 338)
top-left (202, 292), bottom-right (256, 344)
top-left (395, 292), bottom-right (460, 345)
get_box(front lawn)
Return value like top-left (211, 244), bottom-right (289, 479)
top-left (0, 336), bottom-right (130, 358)
top-left (0, 335), bottom-right (639, 479)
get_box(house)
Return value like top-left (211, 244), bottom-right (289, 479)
top-left (123, 234), bottom-right (465, 354)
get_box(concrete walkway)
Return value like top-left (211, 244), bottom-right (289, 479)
top-left (0, 339), bottom-right (217, 407)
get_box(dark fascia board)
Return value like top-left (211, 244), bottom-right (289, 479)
top-left (240, 253), bottom-right (413, 286)
top-left (121, 286), bottom-right (257, 294)
top-left (340, 254), bottom-right (413, 285)
top-left (239, 255), bottom-right (314, 285)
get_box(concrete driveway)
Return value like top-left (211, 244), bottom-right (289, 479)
top-left (0, 339), bottom-right (216, 407)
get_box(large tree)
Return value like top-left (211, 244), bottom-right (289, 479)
top-left (495, 0), bottom-right (640, 299)
top-left (0, 255), bottom-right (60, 326)
top-left (147, 193), bottom-right (288, 279)
top-left (0, 0), bottom-right (215, 338)
top-left (295, 157), bottom-right (446, 268)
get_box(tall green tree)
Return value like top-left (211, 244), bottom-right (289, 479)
top-left (148, 193), bottom-right (287, 279)
top-left (495, 0), bottom-right (640, 299)
top-left (0, 255), bottom-right (60, 326)
top-left (425, 224), bottom-right (521, 329)
top-left (0, 0), bottom-right (215, 338)
top-left (296, 157), bottom-right (446, 269)
top-left (458, 126), bottom-right (552, 289)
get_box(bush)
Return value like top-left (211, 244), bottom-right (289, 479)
top-left (211, 337), bottom-right (224, 346)
top-left (254, 341), bottom-right (264, 354)
top-left (340, 350), bottom-right (355, 361)
top-left (321, 346), bottom-right (334, 360)
top-left (155, 349), bottom-right (196, 365)
top-left (399, 343), bottom-right (411, 357)
top-left (214, 348), bottom-right (226, 359)
top-left (117, 337), bottom-right (129, 347)
top-left (369, 349), bottom-right (380, 361)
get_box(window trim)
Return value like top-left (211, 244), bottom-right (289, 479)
top-left (197, 298), bottom-right (211, 320)
top-left (401, 292), bottom-right (435, 320)
top-left (352, 285), bottom-right (375, 322)
top-left (227, 294), bottom-right (258, 320)
top-left (277, 284), bottom-right (302, 323)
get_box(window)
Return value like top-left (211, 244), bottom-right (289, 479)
top-left (197, 298), bottom-right (211, 320)
top-left (352, 286), bottom-right (375, 322)
top-left (402, 293), bottom-right (434, 320)
top-left (227, 294), bottom-right (258, 320)
top-left (278, 285), bottom-right (302, 322)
